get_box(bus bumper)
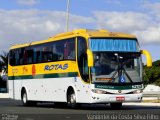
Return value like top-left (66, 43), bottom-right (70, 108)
top-left (90, 93), bottom-right (143, 103)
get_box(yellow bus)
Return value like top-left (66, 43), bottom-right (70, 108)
top-left (8, 29), bottom-right (152, 109)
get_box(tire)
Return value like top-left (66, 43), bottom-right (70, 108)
top-left (21, 90), bottom-right (37, 106)
top-left (110, 103), bottom-right (122, 109)
top-left (67, 90), bottom-right (81, 109)
top-left (21, 91), bottom-right (29, 106)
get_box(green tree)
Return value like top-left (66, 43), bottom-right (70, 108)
top-left (0, 51), bottom-right (8, 68)
top-left (0, 51), bottom-right (8, 93)
top-left (143, 60), bottom-right (160, 86)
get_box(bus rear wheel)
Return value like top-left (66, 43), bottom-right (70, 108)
top-left (21, 90), bottom-right (29, 106)
top-left (21, 90), bottom-right (36, 106)
top-left (110, 103), bottom-right (122, 109)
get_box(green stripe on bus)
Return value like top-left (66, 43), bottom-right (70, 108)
top-left (95, 84), bottom-right (143, 90)
top-left (8, 72), bottom-right (78, 80)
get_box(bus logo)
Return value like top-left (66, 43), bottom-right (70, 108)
top-left (44, 63), bottom-right (68, 71)
top-left (118, 90), bottom-right (122, 93)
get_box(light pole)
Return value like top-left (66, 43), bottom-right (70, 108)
top-left (66, 0), bottom-right (70, 32)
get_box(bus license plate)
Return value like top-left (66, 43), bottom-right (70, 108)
top-left (116, 96), bottom-right (125, 101)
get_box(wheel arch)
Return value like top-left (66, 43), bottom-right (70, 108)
top-left (66, 86), bottom-right (77, 102)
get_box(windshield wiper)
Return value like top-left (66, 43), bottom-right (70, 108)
top-left (110, 59), bottom-right (133, 83)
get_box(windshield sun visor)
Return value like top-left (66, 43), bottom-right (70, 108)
top-left (89, 39), bottom-right (139, 52)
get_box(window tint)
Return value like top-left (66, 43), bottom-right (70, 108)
top-left (19, 48), bottom-right (24, 65)
top-left (42, 45), bottom-right (53, 62)
top-left (9, 50), bottom-right (16, 66)
top-left (24, 48), bottom-right (33, 64)
top-left (56, 40), bottom-right (65, 60)
top-left (34, 46), bottom-right (43, 63)
top-left (9, 38), bottom-right (76, 66)
top-left (9, 48), bottom-right (24, 66)
top-left (64, 39), bottom-right (75, 60)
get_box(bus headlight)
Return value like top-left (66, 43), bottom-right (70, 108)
top-left (92, 89), bottom-right (107, 94)
top-left (133, 89), bottom-right (143, 94)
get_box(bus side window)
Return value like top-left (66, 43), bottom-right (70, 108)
top-left (68, 40), bottom-right (75, 60)
top-left (64, 41), bottom-right (69, 59)
top-left (24, 48), bottom-right (33, 64)
top-left (14, 50), bottom-right (19, 65)
top-left (9, 50), bottom-right (16, 66)
top-left (64, 39), bottom-right (76, 60)
top-left (33, 47), bottom-right (42, 63)
top-left (19, 48), bottom-right (24, 65)
top-left (42, 45), bottom-right (53, 62)
top-left (77, 37), bottom-right (89, 82)
top-left (52, 44), bottom-right (59, 61)
top-left (27, 49), bottom-right (33, 64)
top-left (23, 50), bottom-right (27, 64)
top-left (55, 41), bottom-right (64, 60)
top-left (9, 48), bottom-right (24, 66)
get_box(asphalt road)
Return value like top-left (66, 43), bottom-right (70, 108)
top-left (0, 98), bottom-right (160, 120)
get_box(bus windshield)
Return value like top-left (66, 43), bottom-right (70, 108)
top-left (91, 52), bottom-right (142, 84)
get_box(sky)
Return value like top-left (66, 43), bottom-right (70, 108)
top-left (0, 0), bottom-right (160, 62)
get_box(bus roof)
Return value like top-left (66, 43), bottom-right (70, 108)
top-left (10, 29), bottom-right (136, 50)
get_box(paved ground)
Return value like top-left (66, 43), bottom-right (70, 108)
top-left (0, 98), bottom-right (160, 120)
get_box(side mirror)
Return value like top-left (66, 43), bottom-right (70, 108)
top-left (141, 50), bottom-right (152, 67)
top-left (87, 49), bottom-right (94, 67)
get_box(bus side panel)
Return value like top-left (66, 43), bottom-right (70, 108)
top-left (8, 80), bottom-right (22, 100)
top-left (19, 77), bottom-right (92, 103)
top-left (22, 79), bottom-right (45, 101)
top-left (73, 77), bottom-right (91, 103)
top-left (8, 80), bottom-right (14, 99)
top-left (20, 78), bottom-right (75, 102)
top-left (14, 80), bottom-right (22, 100)
top-left (42, 78), bottom-right (71, 102)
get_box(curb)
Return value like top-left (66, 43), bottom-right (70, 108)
top-left (123, 102), bottom-right (160, 106)
top-left (0, 93), bottom-right (9, 98)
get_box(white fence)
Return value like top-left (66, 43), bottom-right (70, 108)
top-left (143, 92), bottom-right (160, 100)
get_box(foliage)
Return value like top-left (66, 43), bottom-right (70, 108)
top-left (143, 60), bottom-right (160, 86)
top-left (0, 51), bottom-right (8, 69)
top-left (0, 52), bottom-right (8, 92)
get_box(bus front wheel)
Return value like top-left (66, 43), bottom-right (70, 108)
top-left (67, 90), bottom-right (80, 108)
